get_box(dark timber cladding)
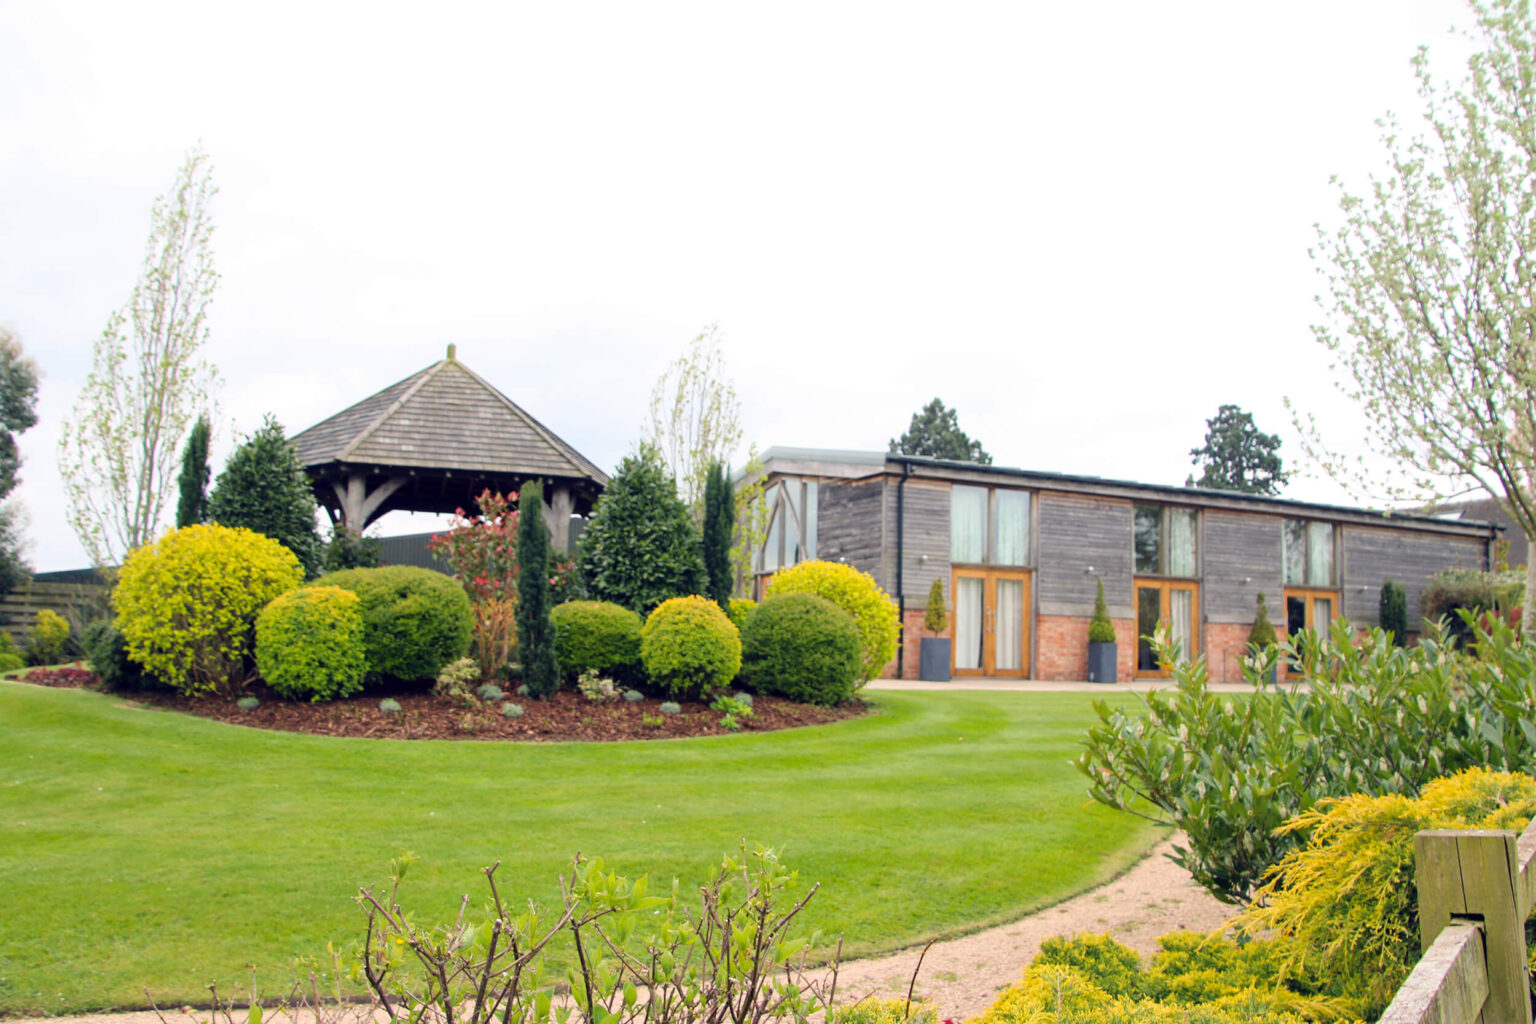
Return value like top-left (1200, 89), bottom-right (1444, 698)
top-left (818, 480), bottom-right (885, 585)
top-left (884, 479), bottom-right (948, 605)
top-left (1203, 511), bottom-right (1283, 625)
top-left (1344, 527), bottom-right (1487, 626)
top-left (291, 346), bottom-right (607, 551)
top-left (1038, 492), bottom-right (1134, 617)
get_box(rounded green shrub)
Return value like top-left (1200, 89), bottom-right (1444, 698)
top-left (640, 596), bottom-right (741, 700)
top-left (30, 609), bottom-right (70, 665)
top-left (551, 600), bottom-right (643, 682)
top-left (114, 523), bottom-right (305, 696)
top-left (0, 651), bottom-right (23, 673)
top-left (740, 594), bottom-right (861, 706)
top-left (659, 701), bottom-right (681, 715)
top-left (236, 696), bottom-right (259, 710)
top-left (255, 585), bottom-right (366, 701)
top-left (476, 682), bottom-right (504, 701)
top-left (502, 701), bottom-right (524, 718)
top-left (319, 566), bottom-right (472, 682)
top-left (727, 597), bottom-right (757, 631)
top-left (83, 621), bottom-right (148, 690)
top-left (765, 560), bottom-right (899, 682)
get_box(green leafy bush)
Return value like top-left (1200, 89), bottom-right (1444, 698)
top-left (254, 586), bottom-right (366, 701)
top-left (1420, 567), bottom-right (1523, 645)
top-left (1379, 579), bottom-right (1407, 646)
top-left (318, 566), bottom-right (472, 683)
top-left (577, 670), bottom-right (619, 702)
top-left (1238, 767), bottom-right (1536, 1018)
top-left (659, 701), bottom-right (681, 714)
top-left (727, 597), bottom-right (756, 630)
top-left (433, 657), bottom-right (480, 704)
top-left (551, 601), bottom-right (643, 683)
top-left (765, 560), bottom-right (899, 682)
top-left (640, 596), bottom-right (741, 700)
top-left (114, 523), bottom-right (305, 696)
top-left (501, 701), bottom-right (523, 718)
top-left (739, 593), bottom-right (861, 705)
top-left (1035, 932), bottom-right (1143, 998)
top-left (1078, 615), bottom-right (1536, 904)
top-left (1087, 579), bottom-right (1115, 643)
top-left (29, 608), bottom-right (70, 665)
top-left (829, 998), bottom-right (938, 1024)
top-left (81, 621), bottom-right (150, 690)
top-left (0, 651), bottom-right (22, 673)
top-left (1248, 592), bottom-right (1277, 650)
top-left (236, 696), bottom-right (259, 710)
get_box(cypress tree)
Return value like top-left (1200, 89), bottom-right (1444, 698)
top-left (702, 461), bottom-right (734, 611)
top-left (208, 415), bottom-right (322, 577)
top-left (176, 413), bottom-right (212, 528)
top-left (517, 481), bottom-right (560, 698)
top-left (1380, 579), bottom-right (1408, 647)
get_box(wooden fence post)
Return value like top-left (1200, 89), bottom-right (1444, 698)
top-left (1415, 829), bottom-right (1530, 1024)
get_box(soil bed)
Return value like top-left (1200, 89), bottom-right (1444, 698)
top-left (11, 666), bottom-right (866, 742)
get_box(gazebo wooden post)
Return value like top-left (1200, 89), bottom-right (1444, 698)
top-left (542, 483), bottom-right (575, 553)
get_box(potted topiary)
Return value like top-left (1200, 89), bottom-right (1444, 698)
top-left (919, 577), bottom-right (951, 682)
top-left (1248, 592), bottom-right (1279, 685)
top-left (1087, 578), bottom-right (1117, 683)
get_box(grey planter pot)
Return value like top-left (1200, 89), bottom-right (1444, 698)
top-left (1087, 641), bottom-right (1117, 684)
top-left (919, 638), bottom-right (951, 682)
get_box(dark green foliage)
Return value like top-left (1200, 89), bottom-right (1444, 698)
top-left (209, 415), bottom-right (323, 577)
top-left (577, 444), bottom-right (706, 615)
top-left (318, 566), bottom-right (472, 683)
top-left (0, 630), bottom-right (22, 673)
top-left (1379, 579), bottom-right (1407, 646)
top-left (640, 595), bottom-right (741, 700)
top-left (888, 397), bottom-right (991, 464)
top-left (0, 330), bottom-right (37, 595)
top-left (1186, 404), bottom-right (1287, 496)
top-left (1248, 592), bottom-right (1277, 649)
top-left (923, 578), bottom-right (947, 634)
top-left (516, 481), bottom-right (560, 698)
top-left (175, 413), bottom-right (211, 528)
top-left (740, 594), bottom-right (861, 705)
top-left (702, 460), bottom-right (734, 611)
top-left (1079, 616), bottom-right (1536, 904)
top-left (82, 621), bottom-right (152, 691)
top-left (1087, 579), bottom-right (1116, 643)
top-left (323, 525), bottom-right (381, 571)
top-left (551, 600), bottom-right (643, 683)
top-left (1420, 568), bottom-right (1523, 646)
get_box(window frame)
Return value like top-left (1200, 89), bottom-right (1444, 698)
top-left (1131, 502), bottom-right (1200, 579)
top-left (950, 484), bottom-right (1033, 568)
top-left (1282, 518), bottom-right (1337, 588)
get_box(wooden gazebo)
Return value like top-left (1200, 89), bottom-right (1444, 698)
top-left (292, 346), bottom-right (607, 551)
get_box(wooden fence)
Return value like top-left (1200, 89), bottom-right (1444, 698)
top-left (1380, 818), bottom-right (1536, 1024)
top-left (0, 579), bottom-right (108, 643)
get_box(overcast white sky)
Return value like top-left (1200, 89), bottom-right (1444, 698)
top-left (1, 0), bottom-right (1485, 571)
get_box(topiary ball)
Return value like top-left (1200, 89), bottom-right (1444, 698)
top-left (765, 560), bottom-right (898, 683)
top-left (255, 585), bottom-right (367, 702)
top-left (740, 593), bottom-right (861, 706)
top-left (318, 566), bottom-right (472, 682)
top-left (640, 596), bottom-right (741, 701)
top-left (551, 600), bottom-right (643, 682)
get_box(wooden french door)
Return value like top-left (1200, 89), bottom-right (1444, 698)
top-left (1283, 587), bottom-right (1337, 679)
top-left (1134, 579), bottom-right (1199, 677)
top-left (952, 568), bottom-right (1031, 677)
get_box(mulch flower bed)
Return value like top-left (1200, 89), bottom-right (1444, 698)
top-left (12, 666), bottom-right (866, 742)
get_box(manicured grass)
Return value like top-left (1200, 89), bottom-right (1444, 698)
top-left (0, 684), bottom-right (1160, 1016)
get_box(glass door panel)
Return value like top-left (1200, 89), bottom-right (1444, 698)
top-left (1136, 586), bottom-right (1161, 673)
top-left (1282, 587), bottom-right (1340, 679)
top-left (1313, 597), bottom-right (1333, 631)
top-left (994, 578), bottom-right (1023, 671)
top-left (951, 569), bottom-right (1030, 677)
top-left (1135, 579), bottom-right (1200, 677)
top-left (955, 573), bottom-right (985, 672)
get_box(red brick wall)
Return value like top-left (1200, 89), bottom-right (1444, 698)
top-left (1035, 615), bottom-right (1136, 682)
top-left (882, 607), bottom-right (951, 679)
top-left (1206, 622), bottom-right (1253, 683)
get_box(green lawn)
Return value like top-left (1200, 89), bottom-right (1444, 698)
top-left (0, 683), bottom-right (1160, 1016)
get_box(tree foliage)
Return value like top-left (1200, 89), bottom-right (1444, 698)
top-left (208, 415), bottom-right (322, 578)
top-left (888, 398), bottom-right (992, 464)
top-left (59, 146), bottom-right (220, 567)
top-left (0, 328), bottom-right (39, 595)
top-left (1298, 0), bottom-right (1536, 629)
top-left (175, 413), bottom-right (212, 528)
top-left (577, 444), bottom-right (706, 616)
top-left (1187, 404), bottom-right (1286, 495)
top-left (702, 460), bottom-right (733, 610)
top-left (645, 324), bottom-right (744, 514)
top-left (516, 480), bottom-right (559, 698)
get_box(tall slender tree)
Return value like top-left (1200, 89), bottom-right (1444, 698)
top-left (516, 481), bottom-right (560, 698)
top-left (0, 328), bottom-right (39, 595)
top-left (175, 413), bottom-right (212, 527)
top-left (59, 146), bottom-right (220, 566)
top-left (645, 324), bottom-right (744, 516)
top-left (702, 460), bottom-right (734, 609)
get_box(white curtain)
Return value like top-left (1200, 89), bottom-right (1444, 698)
top-left (1170, 589), bottom-right (1194, 663)
top-left (1283, 520), bottom-right (1306, 584)
top-left (994, 491), bottom-right (1029, 566)
top-left (956, 576), bottom-right (984, 670)
top-left (1307, 521), bottom-right (1334, 586)
top-left (951, 486), bottom-right (986, 563)
top-left (995, 578), bottom-right (1023, 670)
top-left (1168, 509), bottom-right (1197, 577)
top-left (1313, 596), bottom-right (1333, 631)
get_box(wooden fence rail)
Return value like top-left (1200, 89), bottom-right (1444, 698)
top-left (1380, 819), bottom-right (1536, 1024)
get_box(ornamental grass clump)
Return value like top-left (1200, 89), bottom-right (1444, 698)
top-left (254, 585), bottom-right (366, 701)
top-left (114, 523), bottom-right (304, 697)
top-left (640, 596), bottom-right (741, 700)
top-left (765, 560), bottom-right (899, 683)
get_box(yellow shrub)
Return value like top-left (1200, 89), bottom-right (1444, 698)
top-left (114, 524), bottom-right (304, 697)
top-left (765, 560), bottom-right (899, 682)
top-left (828, 997), bottom-right (938, 1024)
top-left (255, 585), bottom-right (366, 701)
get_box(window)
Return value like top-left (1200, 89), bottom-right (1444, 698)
top-left (1283, 519), bottom-right (1334, 586)
top-left (756, 478), bottom-right (818, 573)
top-left (951, 486), bottom-right (1031, 566)
top-left (1132, 504), bottom-right (1198, 577)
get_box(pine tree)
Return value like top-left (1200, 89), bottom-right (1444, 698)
top-left (889, 398), bottom-right (992, 464)
top-left (208, 415), bottom-right (322, 577)
top-left (516, 481), bottom-right (560, 698)
top-left (175, 413), bottom-right (212, 527)
top-left (1187, 405), bottom-right (1286, 496)
top-left (702, 461), bottom-right (734, 610)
